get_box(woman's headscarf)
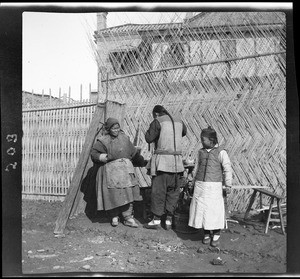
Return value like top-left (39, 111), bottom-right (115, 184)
top-left (104, 117), bottom-right (119, 131)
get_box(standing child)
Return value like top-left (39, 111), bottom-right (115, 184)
top-left (188, 126), bottom-right (232, 247)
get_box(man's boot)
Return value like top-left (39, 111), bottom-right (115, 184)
top-left (143, 215), bottom-right (161, 229)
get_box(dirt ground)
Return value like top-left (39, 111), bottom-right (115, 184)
top-left (21, 198), bottom-right (287, 276)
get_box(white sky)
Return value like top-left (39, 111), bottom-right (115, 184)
top-left (22, 12), bottom-right (98, 100)
top-left (21, 3), bottom-right (292, 101)
top-left (22, 11), bottom-right (186, 100)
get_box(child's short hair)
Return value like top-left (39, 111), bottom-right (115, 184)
top-left (201, 126), bottom-right (218, 144)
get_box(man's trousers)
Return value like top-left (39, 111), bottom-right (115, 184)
top-left (150, 171), bottom-right (182, 217)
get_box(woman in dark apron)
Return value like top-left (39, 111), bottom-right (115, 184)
top-left (89, 117), bottom-right (147, 228)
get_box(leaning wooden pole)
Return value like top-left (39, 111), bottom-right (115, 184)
top-left (54, 103), bottom-right (105, 235)
top-left (54, 73), bottom-right (107, 235)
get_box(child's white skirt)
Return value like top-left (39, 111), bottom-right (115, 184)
top-left (188, 180), bottom-right (225, 230)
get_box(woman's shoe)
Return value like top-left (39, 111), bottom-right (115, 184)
top-left (165, 217), bottom-right (172, 231)
top-left (111, 216), bottom-right (119, 227)
top-left (124, 217), bottom-right (139, 228)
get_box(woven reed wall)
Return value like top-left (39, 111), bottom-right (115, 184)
top-left (22, 71), bottom-right (286, 212)
top-left (93, 11), bottom-right (286, 212)
top-left (22, 104), bottom-right (97, 201)
top-left (22, 12), bottom-right (286, 212)
top-left (101, 58), bottom-right (286, 212)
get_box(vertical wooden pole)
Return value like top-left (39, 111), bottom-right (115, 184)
top-left (31, 89), bottom-right (34, 107)
top-left (80, 84), bottom-right (83, 102)
top-left (68, 86), bottom-right (71, 103)
top-left (104, 73), bottom-right (109, 122)
top-left (49, 88), bottom-right (52, 106)
top-left (89, 83), bottom-right (91, 103)
top-left (24, 90), bottom-right (26, 107)
top-left (59, 88), bottom-right (61, 100)
top-left (277, 199), bottom-right (285, 235)
top-left (105, 72), bottom-right (109, 101)
top-left (97, 72), bottom-right (103, 104)
top-left (265, 197), bottom-right (275, 234)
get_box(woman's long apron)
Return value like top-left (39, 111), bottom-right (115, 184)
top-left (96, 158), bottom-right (142, 211)
top-left (188, 180), bottom-right (225, 230)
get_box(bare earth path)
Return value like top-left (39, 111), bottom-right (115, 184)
top-left (22, 200), bottom-right (286, 275)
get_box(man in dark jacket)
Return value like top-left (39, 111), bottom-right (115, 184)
top-left (144, 105), bottom-right (187, 230)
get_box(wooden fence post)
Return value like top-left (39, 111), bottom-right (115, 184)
top-left (68, 86), bottom-right (71, 103)
top-left (31, 89), bottom-right (34, 107)
top-left (98, 71), bottom-right (104, 104)
top-left (80, 84), bottom-right (83, 102)
top-left (89, 83), bottom-right (91, 102)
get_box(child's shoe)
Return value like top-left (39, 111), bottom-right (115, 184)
top-left (210, 234), bottom-right (220, 247)
top-left (202, 234), bottom-right (211, 245)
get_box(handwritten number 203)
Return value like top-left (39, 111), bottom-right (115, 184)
top-left (5, 134), bottom-right (17, 172)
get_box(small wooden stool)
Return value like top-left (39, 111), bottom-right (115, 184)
top-left (244, 188), bottom-right (285, 235)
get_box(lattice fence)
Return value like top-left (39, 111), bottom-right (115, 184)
top-left (22, 11), bottom-right (286, 212)
top-left (94, 11), bottom-right (286, 212)
top-left (22, 104), bottom-right (97, 201)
